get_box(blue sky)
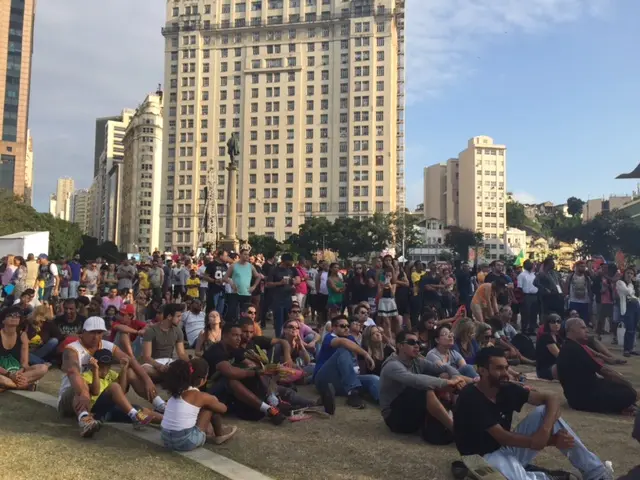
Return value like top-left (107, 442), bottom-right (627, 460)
top-left (404, 0), bottom-right (639, 209)
top-left (29, 0), bottom-right (637, 212)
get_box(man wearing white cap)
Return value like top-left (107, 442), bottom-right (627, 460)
top-left (59, 316), bottom-right (162, 437)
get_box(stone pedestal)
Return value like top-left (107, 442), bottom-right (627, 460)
top-left (220, 162), bottom-right (239, 253)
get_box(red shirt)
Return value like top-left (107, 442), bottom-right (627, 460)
top-left (109, 319), bottom-right (147, 342)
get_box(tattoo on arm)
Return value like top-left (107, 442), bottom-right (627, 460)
top-left (61, 348), bottom-right (80, 374)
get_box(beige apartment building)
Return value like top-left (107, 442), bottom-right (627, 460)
top-left (70, 189), bottom-right (90, 234)
top-left (120, 91), bottom-right (164, 254)
top-left (54, 177), bottom-right (74, 220)
top-left (583, 195), bottom-right (633, 222)
top-left (0, 0), bottom-right (35, 200)
top-left (160, 0), bottom-right (406, 251)
top-left (423, 136), bottom-right (508, 260)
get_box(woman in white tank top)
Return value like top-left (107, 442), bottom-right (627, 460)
top-left (160, 358), bottom-right (237, 451)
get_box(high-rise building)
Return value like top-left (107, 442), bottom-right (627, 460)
top-left (120, 90), bottom-right (164, 254)
top-left (0, 0), bottom-right (36, 199)
top-left (91, 109), bottom-right (135, 243)
top-left (54, 177), bottom-right (74, 220)
top-left (70, 189), bottom-right (90, 233)
top-left (160, 0), bottom-right (406, 251)
top-left (23, 129), bottom-right (33, 204)
top-left (423, 136), bottom-right (508, 259)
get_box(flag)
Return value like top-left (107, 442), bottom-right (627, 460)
top-left (513, 250), bottom-right (525, 267)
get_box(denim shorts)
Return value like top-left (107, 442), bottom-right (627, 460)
top-left (161, 426), bottom-right (206, 452)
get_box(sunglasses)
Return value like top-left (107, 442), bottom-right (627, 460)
top-left (246, 310), bottom-right (256, 315)
top-left (549, 320), bottom-right (561, 325)
top-left (336, 324), bottom-right (349, 329)
top-left (400, 339), bottom-right (419, 346)
top-left (290, 310), bottom-right (301, 314)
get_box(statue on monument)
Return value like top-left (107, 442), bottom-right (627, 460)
top-left (227, 133), bottom-right (240, 169)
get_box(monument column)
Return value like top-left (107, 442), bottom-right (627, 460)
top-left (219, 134), bottom-right (240, 252)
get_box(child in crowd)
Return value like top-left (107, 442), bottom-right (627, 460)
top-left (82, 349), bottom-right (159, 428)
top-left (161, 358), bottom-right (237, 452)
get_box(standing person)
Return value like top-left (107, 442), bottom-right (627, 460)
top-left (484, 261), bottom-right (513, 308)
top-left (377, 266), bottom-right (399, 338)
top-left (148, 260), bottom-right (165, 301)
top-left (315, 260), bottom-right (330, 328)
top-left (117, 259), bottom-right (137, 294)
top-left (595, 263), bottom-right (617, 342)
top-left (162, 259), bottom-right (172, 298)
top-left (101, 263), bottom-right (117, 293)
top-left (265, 254), bottom-right (300, 338)
top-left (11, 256), bottom-right (28, 300)
top-left (201, 251), bottom-right (227, 316)
top-left (347, 264), bottom-right (369, 312)
top-left (419, 261), bottom-right (444, 315)
top-left (197, 255), bottom-right (210, 303)
top-left (2, 254), bottom-right (17, 290)
top-left (59, 259), bottom-right (72, 300)
top-left (616, 267), bottom-right (640, 357)
top-left (161, 358), bottom-right (236, 451)
top-left (68, 255), bottom-right (83, 299)
top-left (186, 269), bottom-right (201, 300)
top-left (410, 261), bottom-right (426, 327)
top-left (518, 260), bottom-right (539, 336)
top-left (82, 262), bottom-right (100, 296)
top-left (25, 254), bottom-right (39, 294)
top-left (455, 263), bottom-right (474, 315)
top-left (564, 260), bottom-right (592, 326)
top-left (394, 262), bottom-right (411, 330)
top-left (327, 263), bottom-right (345, 318)
top-left (534, 256), bottom-right (564, 317)
top-left (294, 255), bottom-right (309, 311)
top-left (35, 254), bottom-right (59, 302)
top-left (454, 346), bottom-right (612, 480)
top-left (259, 252), bottom-right (276, 328)
top-left (223, 249), bottom-right (261, 322)
top-left (101, 287), bottom-right (124, 315)
top-left (171, 261), bottom-right (188, 301)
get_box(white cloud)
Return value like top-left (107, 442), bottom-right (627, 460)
top-left (405, 0), bottom-right (610, 103)
top-left (512, 191), bottom-right (538, 204)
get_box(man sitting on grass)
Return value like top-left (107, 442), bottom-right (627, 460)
top-left (454, 346), bottom-right (612, 480)
top-left (141, 303), bottom-right (189, 391)
top-left (557, 318), bottom-right (638, 415)
top-left (58, 317), bottom-right (160, 437)
top-left (379, 330), bottom-right (467, 445)
top-left (109, 304), bottom-right (147, 359)
top-left (82, 348), bottom-right (159, 428)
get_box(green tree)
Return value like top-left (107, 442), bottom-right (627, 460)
top-left (444, 227), bottom-right (483, 261)
top-left (247, 234), bottom-right (280, 255)
top-left (288, 217), bottom-right (334, 256)
top-left (506, 201), bottom-right (527, 228)
top-left (566, 197), bottom-right (585, 217)
top-left (569, 210), bottom-right (640, 259)
top-left (390, 211), bottom-right (424, 254)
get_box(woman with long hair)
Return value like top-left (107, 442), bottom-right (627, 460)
top-left (394, 259), bottom-right (411, 331)
top-left (161, 358), bottom-right (236, 451)
top-left (535, 313), bottom-right (563, 380)
top-left (475, 323), bottom-right (494, 348)
top-left (452, 318), bottom-right (480, 365)
top-left (347, 263), bottom-right (369, 312)
top-left (327, 263), bottom-right (345, 317)
top-left (616, 267), bottom-right (640, 357)
top-left (427, 325), bottom-right (478, 379)
top-left (194, 311), bottom-right (222, 357)
top-left (12, 256), bottom-right (28, 300)
top-left (281, 319), bottom-right (313, 376)
top-left (377, 266), bottom-right (399, 340)
top-left (360, 325), bottom-right (395, 377)
top-left (102, 263), bottom-right (118, 293)
top-left (27, 304), bottom-right (57, 365)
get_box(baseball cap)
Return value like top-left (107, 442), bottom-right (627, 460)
top-left (38, 253), bottom-right (48, 260)
top-left (83, 316), bottom-right (108, 332)
top-left (119, 304), bottom-right (135, 316)
top-left (93, 349), bottom-right (113, 364)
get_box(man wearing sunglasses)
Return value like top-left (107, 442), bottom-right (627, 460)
top-left (380, 330), bottom-right (467, 445)
top-left (313, 315), bottom-right (377, 409)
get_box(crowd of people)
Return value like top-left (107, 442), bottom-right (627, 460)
top-left (0, 249), bottom-right (638, 479)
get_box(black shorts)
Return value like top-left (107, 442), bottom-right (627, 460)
top-left (384, 387), bottom-right (454, 445)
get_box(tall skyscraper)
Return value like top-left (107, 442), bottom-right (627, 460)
top-left (120, 90), bottom-right (164, 254)
top-left (0, 0), bottom-right (36, 199)
top-left (55, 177), bottom-right (74, 220)
top-left (70, 188), bottom-right (90, 233)
top-left (160, 0), bottom-right (406, 251)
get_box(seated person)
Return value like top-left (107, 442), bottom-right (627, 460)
top-left (379, 330), bottom-right (467, 445)
top-left (182, 299), bottom-right (206, 348)
top-left (454, 346), bottom-right (612, 480)
top-left (498, 305), bottom-right (536, 361)
top-left (53, 299), bottom-right (87, 351)
top-left (488, 316), bottom-right (535, 366)
top-left (103, 305), bottom-right (118, 330)
top-left (618, 414), bottom-right (640, 480)
top-left (281, 320), bottom-right (313, 375)
top-left (349, 320), bottom-right (363, 345)
top-left (82, 349), bottom-right (157, 427)
top-left (58, 317), bottom-right (162, 437)
top-left (475, 322), bottom-right (495, 348)
top-left (416, 310), bottom-right (439, 355)
top-left (101, 287), bottom-right (124, 315)
top-left (141, 303), bottom-right (189, 385)
top-left (161, 358), bottom-right (236, 451)
top-left (109, 304), bottom-right (147, 358)
top-left (313, 314), bottom-right (378, 408)
top-left (536, 314), bottom-right (563, 380)
top-left (427, 325), bottom-right (478, 379)
top-left (204, 322), bottom-right (333, 426)
top-left (453, 318), bottom-right (480, 365)
top-left (15, 289), bottom-right (36, 317)
top-left (292, 311), bottom-right (321, 353)
top-left (0, 306), bottom-right (49, 390)
top-left (239, 304), bottom-right (262, 336)
top-left (194, 310), bottom-right (222, 357)
top-left (557, 318), bottom-right (638, 415)
top-left (360, 325), bottom-right (395, 377)
top-left (354, 302), bottom-right (376, 328)
top-left (26, 304), bottom-right (58, 365)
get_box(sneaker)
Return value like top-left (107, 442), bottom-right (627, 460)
top-left (266, 407), bottom-right (286, 426)
top-left (346, 391), bottom-right (365, 409)
top-left (132, 411), bottom-right (152, 430)
top-left (154, 402), bottom-right (166, 414)
top-left (212, 425), bottom-right (238, 445)
top-left (623, 351), bottom-right (631, 358)
top-left (79, 415), bottom-right (101, 438)
top-left (318, 383), bottom-right (336, 415)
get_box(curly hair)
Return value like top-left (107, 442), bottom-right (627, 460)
top-left (164, 358), bottom-right (209, 398)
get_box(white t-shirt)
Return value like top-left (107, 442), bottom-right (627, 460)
top-left (58, 340), bottom-right (116, 403)
top-left (363, 318), bottom-right (376, 327)
top-left (318, 271), bottom-right (329, 295)
top-left (307, 268), bottom-right (318, 295)
top-left (183, 311), bottom-right (206, 346)
top-left (197, 265), bottom-right (208, 288)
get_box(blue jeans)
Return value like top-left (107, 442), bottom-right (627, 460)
top-left (315, 347), bottom-right (379, 398)
top-left (272, 304), bottom-right (291, 338)
top-left (458, 364), bottom-right (478, 379)
top-left (161, 426), bottom-right (206, 452)
top-left (622, 300), bottom-right (640, 353)
top-left (484, 406), bottom-right (607, 480)
top-left (207, 291), bottom-right (225, 316)
top-left (569, 301), bottom-right (590, 324)
top-left (29, 338), bottom-right (59, 364)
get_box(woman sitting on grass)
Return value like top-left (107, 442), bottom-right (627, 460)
top-left (161, 358), bottom-right (237, 451)
top-left (360, 325), bottom-right (395, 377)
top-left (535, 313), bottom-right (563, 380)
top-left (453, 318), bottom-right (480, 365)
top-left (0, 306), bottom-right (49, 391)
top-left (427, 325), bottom-right (478, 379)
top-left (194, 310), bottom-right (222, 357)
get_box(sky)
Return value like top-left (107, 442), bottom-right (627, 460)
top-left (29, 0), bottom-right (639, 212)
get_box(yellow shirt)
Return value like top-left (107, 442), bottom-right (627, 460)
top-left (82, 370), bottom-right (119, 407)
top-left (186, 278), bottom-right (200, 298)
top-left (138, 271), bottom-right (150, 290)
top-left (411, 271), bottom-right (425, 296)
